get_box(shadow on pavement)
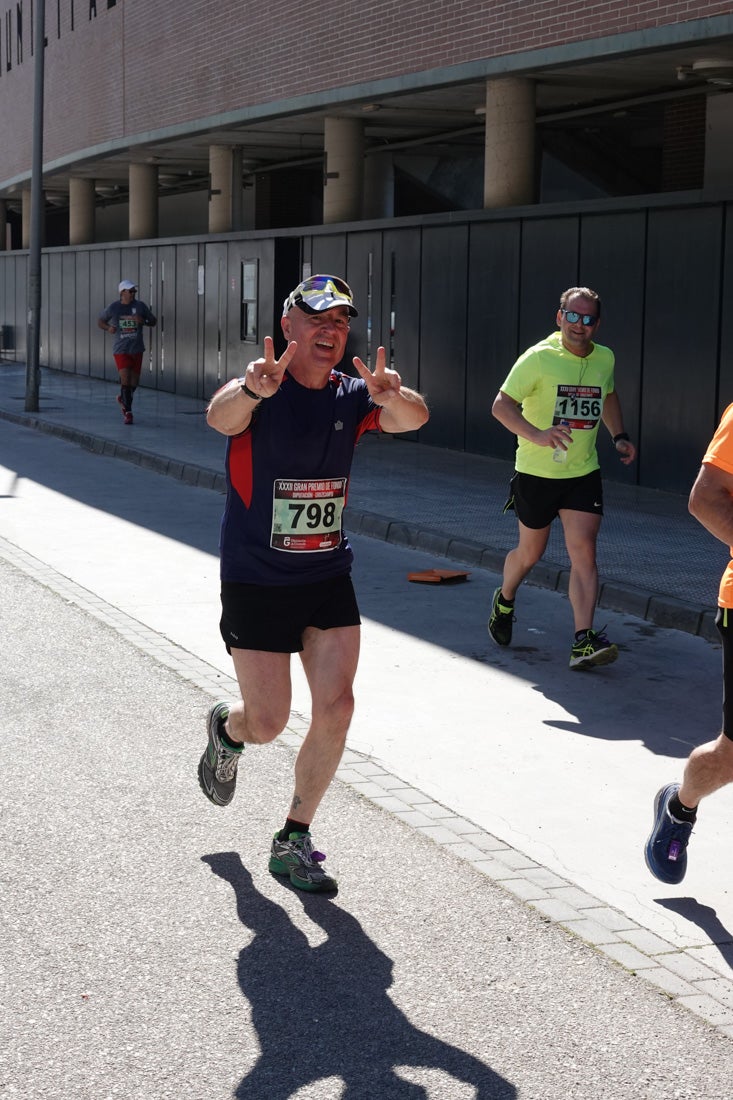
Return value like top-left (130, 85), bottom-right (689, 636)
top-left (655, 897), bottom-right (733, 969)
top-left (201, 851), bottom-right (517, 1099)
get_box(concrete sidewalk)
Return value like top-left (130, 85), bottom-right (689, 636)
top-left (0, 361), bottom-right (726, 641)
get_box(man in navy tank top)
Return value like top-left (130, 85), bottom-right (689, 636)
top-left (199, 274), bottom-right (429, 891)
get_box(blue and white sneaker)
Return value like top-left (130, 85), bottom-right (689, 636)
top-left (644, 783), bottom-right (693, 885)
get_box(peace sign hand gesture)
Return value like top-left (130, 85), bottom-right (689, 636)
top-left (352, 346), bottom-right (402, 407)
top-left (245, 335), bottom-right (298, 399)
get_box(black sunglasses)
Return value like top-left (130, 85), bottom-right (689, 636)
top-left (561, 309), bottom-right (598, 326)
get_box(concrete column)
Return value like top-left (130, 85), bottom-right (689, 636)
top-left (0, 200), bottom-right (6, 251)
top-left (323, 116), bottom-right (364, 224)
top-left (363, 152), bottom-right (394, 220)
top-left (129, 163), bottom-right (158, 240)
top-left (209, 145), bottom-right (243, 233)
top-left (483, 77), bottom-right (536, 208)
top-left (69, 177), bottom-right (96, 245)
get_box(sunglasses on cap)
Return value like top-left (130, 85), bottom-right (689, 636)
top-left (283, 275), bottom-right (358, 317)
top-left (561, 309), bottom-right (598, 326)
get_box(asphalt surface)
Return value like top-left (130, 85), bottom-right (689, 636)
top-left (2, 363), bottom-right (733, 1096)
top-left (3, 557), bottom-right (733, 1100)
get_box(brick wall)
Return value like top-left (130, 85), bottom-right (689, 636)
top-left (662, 96), bottom-right (707, 190)
top-left (0, 0), bottom-right (731, 183)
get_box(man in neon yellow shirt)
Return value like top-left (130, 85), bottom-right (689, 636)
top-left (645, 404), bottom-right (733, 883)
top-left (490, 286), bottom-right (636, 669)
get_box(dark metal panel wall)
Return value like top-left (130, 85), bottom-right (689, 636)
top-left (272, 238), bottom-right (302, 351)
top-left (642, 205), bottom-right (722, 492)
top-left (226, 240), bottom-right (248, 379)
top-left (75, 251), bottom-right (91, 375)
top-left (465, 219), bottom-right (521, 457)
top-left (519, 216), bottom-right (579, 351)
top-left (345, 231), bottom-right (383, 372)
top-left (156, 247), bottom-right (176, 394)
top-left (61, 252), bottom-right (76, 373)
top-left (203, 243), bottom-right (229, 398)
top-left (381, 227), bottom-right (422, 417)
top-left (89, 251), bottom-right (107, 379)
top-left (120, 247), bottom-right (140, 291)
top-left (46, 252), bottom-right (63, 370)
top-left (175, 244), bottom-right (202, 398)
top-left (103, 249), bottom-right (122, 381)
top-left (0, 253), bottom-right (19, 360)
top-left (419, 224), bottom-right (469, 449)
top-left (224, 239), bottom-right (276, 385)
top-left (137, 246), bottom-right (159, 391)
top-left (579, 210), bottom-right (646, 484)
top-left (311, 235), bottom-right (347, 284)
top-left (16, 254), bottom-right (27, 362)
top-left (2, 195), bottom-right (733, 497)
top-left (39, 253), bottom-right (49, 366)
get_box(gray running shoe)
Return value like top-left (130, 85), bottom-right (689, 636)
top-left (198, 702), bottom-right (241, 806)
top-left (268, 831), bottom-right (338, 893)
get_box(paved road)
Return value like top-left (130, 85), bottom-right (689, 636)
top-left (2, 452), bottom-right (733, 1097)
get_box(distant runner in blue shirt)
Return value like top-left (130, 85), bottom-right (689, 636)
top-left (98, 279), bottom-right (156, 425)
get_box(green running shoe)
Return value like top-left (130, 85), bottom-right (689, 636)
top-left (569, 628), bottom-right (618, 670)
top-left (269, 831), bottom-right (338, 892)
top-left (488, 587), bottom-right (515, 646)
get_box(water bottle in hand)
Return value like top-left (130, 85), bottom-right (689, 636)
top-left (553, 419), bottom-right (570, 464)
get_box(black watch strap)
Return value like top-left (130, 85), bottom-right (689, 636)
top-left (238, 377), bottom-right (262, 402)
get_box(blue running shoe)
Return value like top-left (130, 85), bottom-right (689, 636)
top-left (644, 783), bottom-right (693, 884)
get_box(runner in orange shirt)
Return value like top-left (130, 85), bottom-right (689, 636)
top-left (645, 403), bottom-right (733, 883)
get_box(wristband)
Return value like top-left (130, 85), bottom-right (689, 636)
top-left (238, 377), bottom-right (262, 402)
top-left (613, 432), bottom-right (630, 445)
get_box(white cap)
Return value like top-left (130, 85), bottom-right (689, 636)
top-left (118, 279), bottom-right (136, 292)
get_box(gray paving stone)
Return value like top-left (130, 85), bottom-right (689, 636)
top-left (501, 878), bottom-right (551, 902)
top-left (694, 978), bottom-right (733, 1009)
top-left (675, 994), bottom-right (733, 1027)
top-left (577, 906), bottom-right (640, 932)
top-left (531, 898), bottom-right (583, 922)
top-left (655, 950), bottom-right (717, 985)
top-left (599, 942), bottom-right (660, 970)
top-left (620, 929), bottom-right (677, 955)
top-left (548, 886), bottom-right (606, 909)
top-left (639, 967), bottom-right (699, 997)
top-left (560, 919), bottom-right (620, 945)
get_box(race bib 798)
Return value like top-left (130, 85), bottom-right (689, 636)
top-left (271, 478), bottom-right (346, 552)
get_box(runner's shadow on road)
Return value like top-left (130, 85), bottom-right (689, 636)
top-left (524, 645), bottom-right (720, 759)
top-left (655, 897), bottom-right (733, 972)
top-left (201, 851), bottom-right (516, 1100)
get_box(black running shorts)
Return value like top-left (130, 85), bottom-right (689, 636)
top-left (505, 469), bottom-right (604, 530)
top-left (717, 607), bottom-right (733, 740)
top-left (220, 573), bottom-right (361, 654)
